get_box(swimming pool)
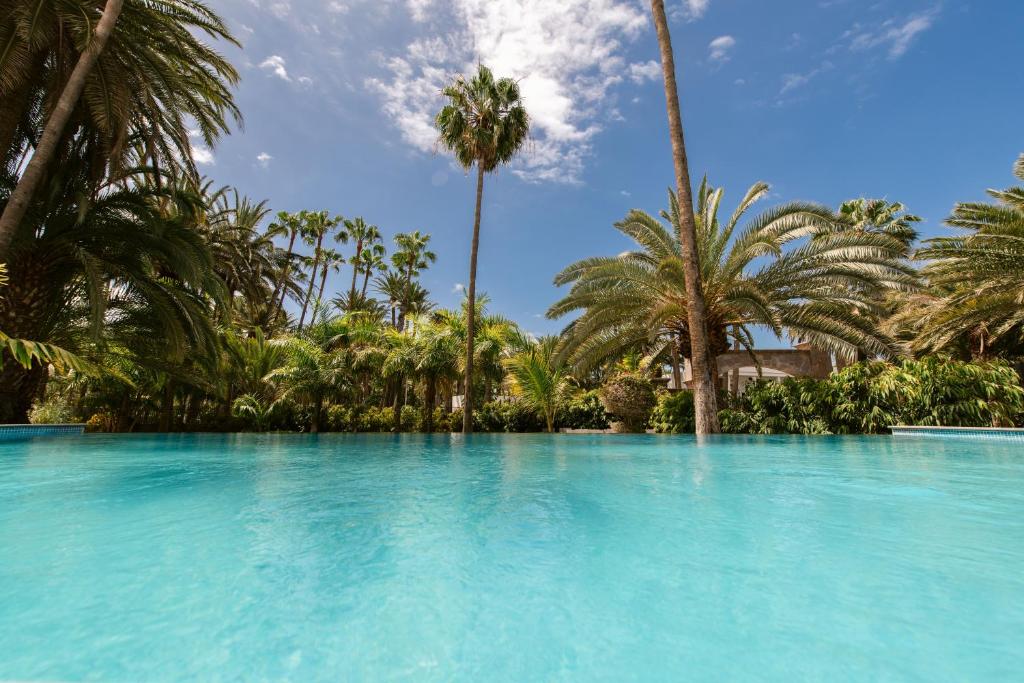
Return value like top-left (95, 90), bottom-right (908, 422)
top-left (1, 433), bottom-right (1022, 680)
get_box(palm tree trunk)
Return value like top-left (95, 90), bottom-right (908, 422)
top-left (462, 164), bottom-right (485, 433)
top-left (424, 376), bottom-right (436, 433)
top-left (271, 228), bottom-right (298, 323)
top-left (297, 235), bottom-right (324, 330)
top-left (311, 395), bottom-right (323, 433)
top-left (159, 380), bottom-right (174, 433)
top-left (0, 0), bottom-right (125, 261)
top-left (361, 268), bottom-right (372, 299)
top-left (650, 0), bottom-right (720, 434)
top-left (314, 258), bottom-right (331, 319)
top-left (670, 337), bottom-right (683, 391)
top-left (392, 375), bottom-right (404, 431)
top-left (349, 240), bottom-right (362, 301)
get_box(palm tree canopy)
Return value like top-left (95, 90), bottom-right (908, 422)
top-left (435, 64), bottom-right (530, 172)
top-left (549, 179), bottom-right (919, 371)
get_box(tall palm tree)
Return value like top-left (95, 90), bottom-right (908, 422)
top-left (391, 230), bottom-right (436, 329)
top-left (649, 0), bottom-right (719, 433)
top-left (893, 154), bottom-right (1024, 358)
top-left (343, 217), bottom-right (380, 301)
top-left (312, 247), bottom-right (345, 324)
top-left (412, 314), bottom-right (461, 432)
top-left (358, 244), bottom-right (388, 299)
top-left (549, 182), bottom-right (917, 381)
top-left (436, 64), bottom-right (530, 433)
top-left (504, 335), bottom-right (573, 432)
top-left (296, 211), bottom-right (342, 331)
top-left (266, 211), bottom-right (304, 323)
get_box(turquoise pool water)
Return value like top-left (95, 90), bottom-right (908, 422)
top-left (1, 433), bottom-right (1022, 681)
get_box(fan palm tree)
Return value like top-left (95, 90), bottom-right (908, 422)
top-left (412, 314), bottom-right (461, 432)
top-left (343, 217), bottom-right (381, 301)
top-left (266, 211), bottom-right (304, 323)
top-left (358, 244), bottom-right (388, 299)
top-left (390, 230), bottom-right (436, 329)
top-left (895, 154), bottom-right (1024, 358)
top-left (436, 64), bottom-right (530, 433)
top-left (549, 181), bottom-right (918, 384)
top-left (649, 0), bottom-right (721, 432)
top-left (505, 335), bottom-right (573, 432)
top-left (296, 211), bottom-right (342, 331)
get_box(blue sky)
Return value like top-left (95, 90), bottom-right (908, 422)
top-left (198, 0), bottom-right (1023, 342)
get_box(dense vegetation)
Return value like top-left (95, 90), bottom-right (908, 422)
top-left (2, 1), bottom-right (1022, 435)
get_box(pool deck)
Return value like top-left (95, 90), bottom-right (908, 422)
top-left (890, 425), bottom-right (1024, 442)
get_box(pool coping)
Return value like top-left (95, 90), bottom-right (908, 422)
top-left (0, 423), bottom-right (86, 440)
top-left (890, 425), bottom-right (1024, 442)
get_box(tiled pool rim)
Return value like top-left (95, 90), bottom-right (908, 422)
top-left (891, 425), bottom-right (1024, 442)
top-left (0, 424), bottom-right (85, 440)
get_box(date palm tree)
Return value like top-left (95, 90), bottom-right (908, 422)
top-left (649, 0), bottom-right (719, 433)
top-left (549, 181), bottom-right (917, 382)
top-left (0, 0), bottom-right (240, 259)
top-left (436, 64), bottom-right (529, 432)
top-left (894, 154), bottom-right (1024, 358)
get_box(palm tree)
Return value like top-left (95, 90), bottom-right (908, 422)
top-left (0, 0), bottom-right (240, 258)
top-left (343, 218), bottom-right (381, 301)
top-left (312, 247), bottom-right (345, 324)
top-left (0, 0), bottom-right (126, 257)
top-left (0, 160), bottom-right (225, 422)
top-left (549, 181), bottom-right (917, 383)
top-left (296, 211), bottom-right (342, 331)
top-left (436, 64), bottom-right (530, 433)
top-left (358, 245), bottom-right (388, 299)
top-left (894, 154), bottom-right (1024, 358)
top-left (649, 0), bottom-right (719, 433)
top-left (412, 314), bottom-right (461, 432)
top-left (390, 231), bottom-right (437, 329)
top-left (266, 211), bottom-right (304, 323)
top-left (505, 335), bottom-right (573, 432)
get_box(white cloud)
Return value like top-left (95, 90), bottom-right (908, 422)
top-left (847, 8), bottom-right (938, 60)
top-left (260, 55), bottom-right (291, 81)
top-left (452, 283), bottom-right (465, 293)
top-left (779, 61), bottom-right (833, 95)
top-left (367, 0), bottom-right (650, 184)
top-left (708, 35), bottom-right (735, 62)
top-left (675, 0), bottom-right (709, 21)
top-left (192, 145), bottom-right (215, 165)
top-left (628, 59), bottom-right (661, 84)
top-left (256, 152), bottom-right (273, 168)
top-left (298, 75), bottom-right (314, 86)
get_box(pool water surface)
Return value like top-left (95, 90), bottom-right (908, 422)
top-left (1, 433), bottom-right (1022, 681)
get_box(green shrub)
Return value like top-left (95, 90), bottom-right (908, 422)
top-left (719, 358), bottom-right (1024, 434)
top-left (557, 390), bottom-right (610, 430)
top-left (29, 394), bottom-right (75, 424)
top-left (472, 400), bottom-right (545, 432)
top-left (326, 405), bottom-right (353, 432)
top-left (399, 405), bottom-right (419, 431)
top-left (355, 406), bottom-right (395, 432)
top-left (649, 390), bottom-right (696, 434)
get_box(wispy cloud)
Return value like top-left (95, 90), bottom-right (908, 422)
top-left (192, 145), bottom-right (215, 165)
top-left (779, 61), bottom-right (833, 95)
top-left (674, 0), bottom-right (709, 21)
top-left (708, 35), bottom-right (736, 62)
top-left (628, 60), bottom-right (661, 84)
top-left (256, 152), bottom-right (273, 168)
top-left (846, 8), bottom-right (939, 60)
top-left (367, 0), bottom-right (651, 185)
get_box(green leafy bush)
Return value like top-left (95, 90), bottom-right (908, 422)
top-left (473, 400), bottom-right (545, 432)
top-left (557, 390), bottom-right (610, 430)
top-left (649, 390), bottom-right (696, 434)
top-left (29, 394), bottom-right (75, 424)
top-left (720, 358), bottom-right (1024, 434)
